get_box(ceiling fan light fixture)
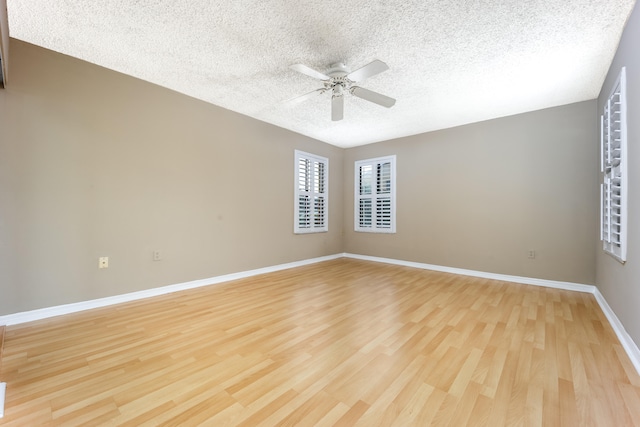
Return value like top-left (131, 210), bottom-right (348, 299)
top-left (332, 83), bottom-right (345, 97)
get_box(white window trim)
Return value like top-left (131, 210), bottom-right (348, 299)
top-left (354, 155), bottom-right (396, 233)
top-left (294, 150), bottom-right (328, 234)
top-left (600, 67), bottom-right (627, 263)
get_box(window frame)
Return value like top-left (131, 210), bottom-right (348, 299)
top-left (354, 155), bottom-right (396, 233)
top-left (600, 67), bottom-right (627, 263)
top-left (294, 150), bottom-right (329, 234)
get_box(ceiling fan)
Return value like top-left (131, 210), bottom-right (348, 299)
top-left (289, 60), bottom-right (396, 121)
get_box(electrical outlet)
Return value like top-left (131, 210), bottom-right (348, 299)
top-left (153, 250), bottom-right (161, 261)
top-left (527, 250), bottom-right (536, 259)
top-left (98, 257), bottom-right (109, 268)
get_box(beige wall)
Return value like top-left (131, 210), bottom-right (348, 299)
top-left (596, 4), bottom-right (640, 347)
top-left (0, 38), bottom-right (603, 318)
top-left (344, 101), bottom-right (598, 284)
top-left (0, 40), bottom-right (343, 315)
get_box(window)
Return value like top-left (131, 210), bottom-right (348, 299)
top-left (355, 155), bottom-right (396, 233)
top-left (294, 150), bottom-right (328, 233)
top-left (601, 67), bottom-right (627, 262)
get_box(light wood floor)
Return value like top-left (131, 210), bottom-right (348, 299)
top-left (1, 259), bottom-right (639, 426)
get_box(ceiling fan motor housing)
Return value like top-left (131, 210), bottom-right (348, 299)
top-left (326, 77), bottom-right (349, 98)
top-left (325, 63), bottom-right (350, 98)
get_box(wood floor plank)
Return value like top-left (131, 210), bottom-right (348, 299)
top-left (334, 399), bottom-right (370, 427)
top-left (1, 258), bottom-right (639, 426)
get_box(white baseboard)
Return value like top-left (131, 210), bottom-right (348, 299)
top-left (343, 253), bottom-right (596, 293)
top-left (0, 382), bottom-right (5, 418)
top-left (0, 254), bottom-right (343, 326)
top-left (593, 288), bottom-right (640, 375)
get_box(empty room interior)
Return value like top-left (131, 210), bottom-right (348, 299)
top-left (1, 0), bottom-right (640, 425)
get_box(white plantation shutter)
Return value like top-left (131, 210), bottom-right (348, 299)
top-left (600, 67), bottom-right (627, 262)
top-left (355, 155), bottom-right (396, 233)
top-left (295, 151), bottom-right (328, 233)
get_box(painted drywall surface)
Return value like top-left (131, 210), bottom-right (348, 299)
top-left (596, 4), bottom-right (640, 348)
top-left (344, 101), bottom-right (598, 285)
top-left (0, 85), bottom-right (18, 311)
top-left (0, 40), bottom-right (343, 315)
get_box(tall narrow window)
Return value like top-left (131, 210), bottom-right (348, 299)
top-left (601, 67), bottom-right (627, 262)
top-left (294, 150), bottom-right (328, 233)
top-left (355, 155), bottom-right (396, 233)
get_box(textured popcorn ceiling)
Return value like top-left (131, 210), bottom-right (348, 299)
top-left (6, 0), bottom-right (637, 148)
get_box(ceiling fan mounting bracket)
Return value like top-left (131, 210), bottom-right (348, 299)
top-left (326, 62), bottom-right (349, 77)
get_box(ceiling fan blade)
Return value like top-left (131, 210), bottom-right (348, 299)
top-left (331, 95), bottom-right (344, 121)
top-left (346, 60), bottom-right (389, 82)
top-left (351, 86), bottom-right (396, 108)
top-left (290, 64), bottom-right (330, 81)
top-left (283, 88), bottom-right (325, 105)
